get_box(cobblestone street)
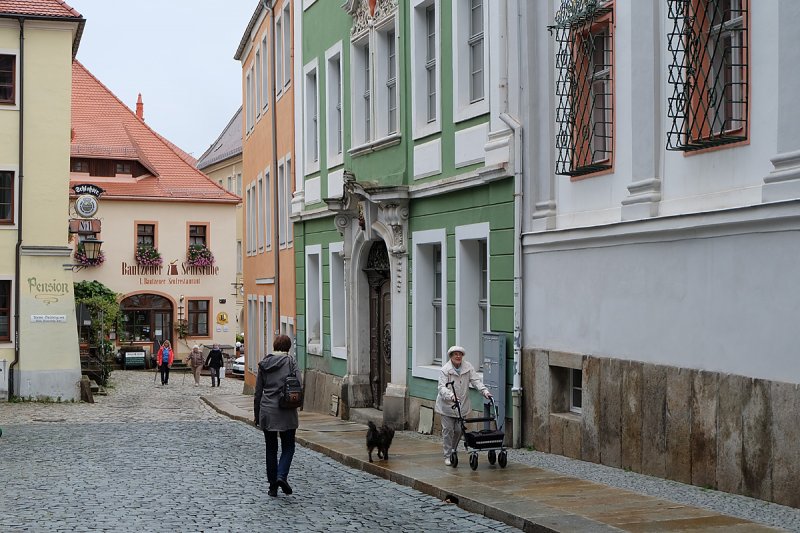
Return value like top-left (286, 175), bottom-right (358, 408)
top-left (0, 371), bottom-right (519, 532)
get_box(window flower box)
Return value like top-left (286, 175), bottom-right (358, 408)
top-left (135, 244), bottom-right (163, 267)
top-left (187, 243), bottom-right (214, 267)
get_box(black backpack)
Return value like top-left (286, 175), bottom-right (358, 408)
top-left (278, 358), bottom-right (303, 409)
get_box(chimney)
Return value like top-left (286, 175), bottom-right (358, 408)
top-left (136, 93), bottom-right (144, 121)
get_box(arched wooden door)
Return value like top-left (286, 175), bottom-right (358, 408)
top-left (364, 241), bottom-right (391, 410)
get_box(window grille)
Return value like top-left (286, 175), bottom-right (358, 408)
top-left (667, 0), bottom-right (748, 151)
top-left (550, 0), bottom-right (614, 177)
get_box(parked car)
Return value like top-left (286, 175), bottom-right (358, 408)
top-left (232, 356), bottom-right (245, 375)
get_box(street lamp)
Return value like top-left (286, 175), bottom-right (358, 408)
top-left (63, 238), bottom-right (104, 272)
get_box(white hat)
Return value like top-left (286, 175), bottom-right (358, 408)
top-left (447, 346), bottom-right (466, 358)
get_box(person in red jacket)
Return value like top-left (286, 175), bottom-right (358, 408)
top-left (157, 340), bottom-right (174, 385)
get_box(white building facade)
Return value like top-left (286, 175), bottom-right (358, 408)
top-left (520, 0), bottom-right (800, 507)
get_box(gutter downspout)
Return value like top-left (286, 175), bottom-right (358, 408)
top-left (497, 0), bottom-right (524, 449)
top-left (263, 0), bottom-right (281, 332)
top-left (10, 17), bottom-right (24, 399)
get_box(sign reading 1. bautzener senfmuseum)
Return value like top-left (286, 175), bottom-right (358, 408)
top-left (121, 261), bottom-right (220, 286)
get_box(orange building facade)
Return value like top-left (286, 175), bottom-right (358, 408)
top-left (235, 0), bottom-right (296, 392)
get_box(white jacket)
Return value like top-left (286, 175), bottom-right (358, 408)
top-left (435, 359), bottom-right (488, 417)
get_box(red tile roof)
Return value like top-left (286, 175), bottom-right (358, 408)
top-left (71, 61), bottom-right (240, 204)
top-left (0, 0), bottom-right (82, 18)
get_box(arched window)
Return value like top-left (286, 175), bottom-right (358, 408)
top-left (120, 294), bottom-right (173, 345)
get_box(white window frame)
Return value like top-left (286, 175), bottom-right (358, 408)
top-left (236, 173), bottom-right (242, 196)
top-left (329, 241), bottom-right (346, 359)
top-left (257, 173), bottom-right (264, 251)
top-left (255, 47), bottom-right (262, 119)
top-left (325, 42), bottom-right (344, 168)
top-left (411, 228), bottom-right (447, 380)
top-left (350, 35), bottom-right (371, 148)
top-left (410, 0), bottom-right (441, 139)
top-left (236, 240), bottom-right (243, 274)
top-left (452, 0), bottom-right (489, 122)
top-left (375, 19), bottom-right (399, 140)
top-left (246, 185), bottom-right (254, 254)
top-left (264, 166), bottom-right (272, 250)
top-left (570, 368), bottom-right (583, 414)
top-left (245, 69), bottom-right (254, 133)
top-left (285, 156), bottom-right (293, 246)
top-left (258, 296), bottom-right (266, 364)
top-left (455, 222), bottom-right (490, 372)
top-left (261, 33), bottom-right (270, 113)
top-left (247, 297), bottom-right (257, 372)
top-left (275, 13), bottom-right (285, 98)
top-left (305, 244), bottom-right (323, 355)
top-left (282, 2), bottom-right (292, 89)
top-left (303, 59), bottom-right (320, 175)
top-left (278, 159), bottom-right (287, 247)
top-left (266, 297), bottom-right (274, 353)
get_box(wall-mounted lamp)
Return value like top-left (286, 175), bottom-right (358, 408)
top-left (63, 238), bottom-right (104, 272)
top-left (230, 282), bottom-right (244, 296)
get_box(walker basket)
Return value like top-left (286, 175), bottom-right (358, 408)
top-left (464, 428), bottom-right (505, 450)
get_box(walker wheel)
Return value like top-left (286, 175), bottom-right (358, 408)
top-left (498, 450), bottom-right (508, 468)
top-left (450, 451), bottom-right (459, 468)
top-left (469, 453), bottom-right (478, 470)
top-left (487, 450), bottom-right (497, 465)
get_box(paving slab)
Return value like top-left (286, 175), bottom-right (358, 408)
top-left (203, 393), bottom-right (782, 532)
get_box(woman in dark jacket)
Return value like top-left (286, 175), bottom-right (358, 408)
top-left (205, 344), bottom-right (224, 387)
top-left (254, 335), bottom-right (300, 497)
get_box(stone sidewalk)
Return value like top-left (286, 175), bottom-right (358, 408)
top-left (203, 393), bottom-right (779, 532)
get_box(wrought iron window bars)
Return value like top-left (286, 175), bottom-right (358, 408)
top-left (667, 0), bottom-right (748, 151)
top-left (550, 0), bottom-right (614, 177)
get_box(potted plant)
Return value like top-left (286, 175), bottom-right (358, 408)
top-left (74, 243), bottom-right (105, 267)
top-left (135, 244), bottom-right (163, 267)
top-left (187, 243), bottom-right (214, 267)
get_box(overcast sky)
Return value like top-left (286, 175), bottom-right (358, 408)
top-left (68, 0), bottom-right (258, 159)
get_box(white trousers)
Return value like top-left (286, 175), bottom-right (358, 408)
top-left (441, 414), bottom-right (462, 458)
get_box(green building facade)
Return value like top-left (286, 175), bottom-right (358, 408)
top-left (293, 0), bottom-right (519, 431)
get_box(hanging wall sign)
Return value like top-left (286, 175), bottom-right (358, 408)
top-left (72, 184), bottom-right (104, 197)
top-left (72, 183), bottom-right (104, 219)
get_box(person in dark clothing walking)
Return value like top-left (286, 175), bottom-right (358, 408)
top-left (205, 344), bottom-right (224, 387)
top-left (254, 335), bottom-right (299, 497)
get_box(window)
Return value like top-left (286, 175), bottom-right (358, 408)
top-left (412, 229), bottom-right (447, 377)
top-left (264, 168), bottom-right (272, 249)
top-left (667, 0), bottom-right (749, 151)
top-left (570, 368), bottom-right (583, 414)
top-left (275, 15), bottom-right (284, 93)
top-left (237, 173), bottom-right (242, 196)
top-left (285, 158), bottom-right (293, 245)
top-left (326, 44), bottom-right (343, 166)
top-left (188, 299), bottom-right (209, 337)
top-left (305, 245), bottom-right (322, 352)
top-left (278, 161), bottom-right (286, 247)
top-left (0, 170), bottom-right (13, 223)
top-left (0, 54), bottom-right (15, 105)
top-left (236, 240), bottom-right (243, 274)
top-left (283, 3), bottom-right (292, 87)
top-left (246, 69), bottom-right (253, 132)
top-left (425, 5), bottom-right (437, 123)
top-left (468, 0), bottom-right (484, 103)
top-left (227, 176), bottom-right (233, 192)
top-left (136, 224), bottom-right (155, 247)
top-left (257, 175), bottom-right (265, 250)
top-left (246, 187), bottom-right (253, 254)
top-left (386, 30), bottom-right (398, 134)
top-left (411, 0), bottom-right (440, 138)
top-left (304, 62), bottom-right (319, 171)
top-left (255, 48), bottom-right (262, 117)
top-left (329, 242), bottom-right (346, 358)
top-left (551, 0), bottom-right (614, 176)
top-left (261, 34), bottom-right (270, 112)
top-left (71, 160), bottom-right (89, 173)
top-left (119, 294), bottom-right (171, 343)
top-left (0, 280), bottom-right (10, 341)
top-left (189, 224), bottom-right (207, 246)
top-left (364, 43), bottom-right (372, 141)
top-left (456, 223), bottom-right (489, 370)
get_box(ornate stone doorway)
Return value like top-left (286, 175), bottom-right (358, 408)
top-left (364, 241), bottom-right (391, 409)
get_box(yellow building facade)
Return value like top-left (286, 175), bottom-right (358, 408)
top-left (0, 5), bottom-right (85, 401)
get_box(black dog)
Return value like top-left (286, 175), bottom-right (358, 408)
top-left (366, 421), bottom-right (395, 463)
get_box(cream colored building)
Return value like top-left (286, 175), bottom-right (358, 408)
top-left (1, 2), bottom-right (85, 401)
top-left (196, 107), bottom-right (244, 333)
top-left (70, 61), bottom-right (240, 363)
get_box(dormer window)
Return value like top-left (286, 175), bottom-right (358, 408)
top-left (71, 160), bottom-right (89, 173)
top-left (116, 161), bottom-right (132, 174)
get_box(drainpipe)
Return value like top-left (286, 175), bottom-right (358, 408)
top-left (497, 0), bottom-right (524, 449)
top-left (10, 17), bottom-right (24, 399)
top-left (263, 0), bottom-right (281, 334)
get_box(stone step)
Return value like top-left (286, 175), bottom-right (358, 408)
top-left (348, 407), bottom-right (385, 428)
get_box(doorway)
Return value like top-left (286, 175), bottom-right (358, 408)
top-left (363, 241), bottom-right (391, 409)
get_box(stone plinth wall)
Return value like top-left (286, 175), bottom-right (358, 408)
top-left (302, 369), bottom-right (343, 416)
top-left (522, 348), bottom-right (800, 508)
